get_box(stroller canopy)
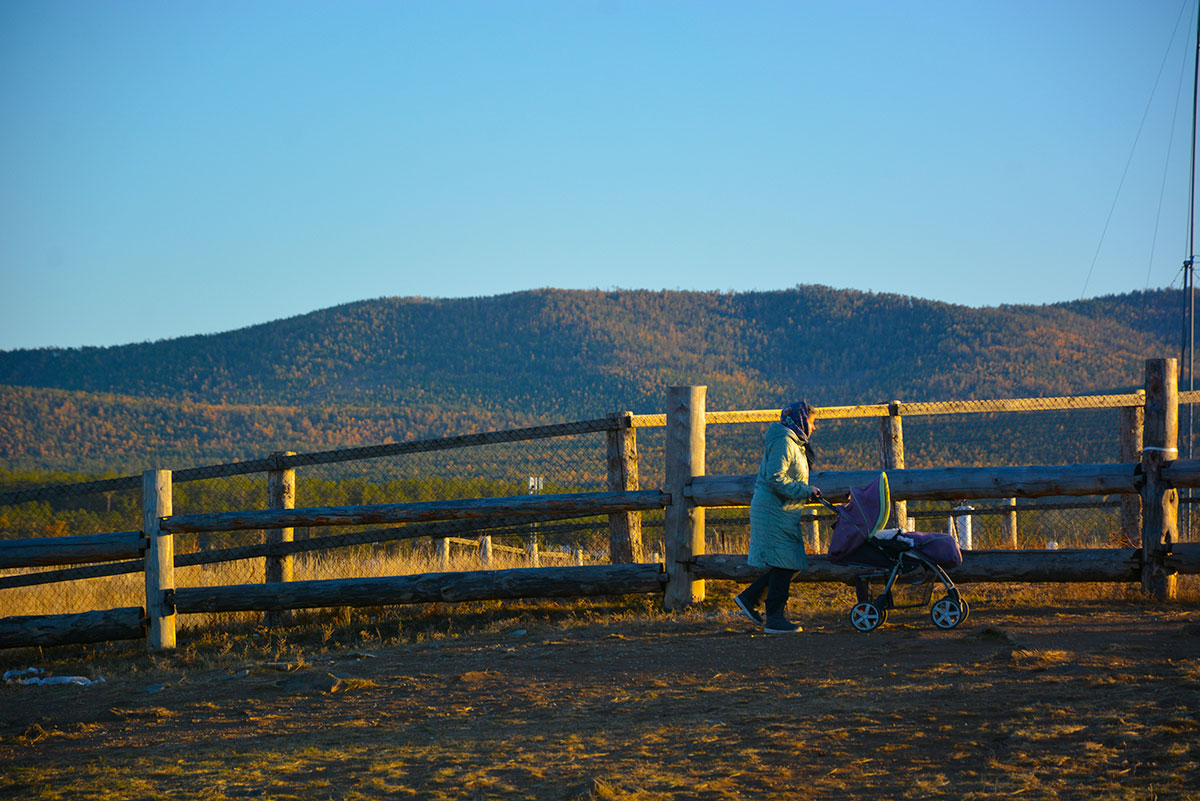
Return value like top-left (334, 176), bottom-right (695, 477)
top-left (828, 473), bottom-right (891, 563)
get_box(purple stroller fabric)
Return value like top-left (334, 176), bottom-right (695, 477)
top-left (896, 531), bottom-right (963, 568)
top-left (827, 475), bottom-right (890, 563)
top-left (827, 473), bottom-right (963, 569)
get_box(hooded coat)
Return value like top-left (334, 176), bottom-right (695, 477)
top-left (748, 422), bottom-right (815, 571)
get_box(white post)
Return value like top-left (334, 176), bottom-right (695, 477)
top-left (950, 503), bottom-right (973, 550)
top-left (526, 475), bottom-right (543, 567)
top-left (479, 535), bottom-right (493, 567)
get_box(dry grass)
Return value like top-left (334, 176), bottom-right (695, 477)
top-left (0, 544), bottom-right (557, 622)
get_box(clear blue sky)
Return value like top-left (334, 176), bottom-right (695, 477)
top-left (2, 0), bottom-right (1197, 349)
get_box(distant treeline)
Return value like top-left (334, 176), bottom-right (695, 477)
top-left (0, 286), bottom-right (1180, 475)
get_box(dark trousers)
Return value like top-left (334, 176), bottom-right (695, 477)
top-left (739, 566), bottom-right (798, 618)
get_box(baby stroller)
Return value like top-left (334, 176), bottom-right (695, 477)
top-left (820, 472), bottom-right (968, 632)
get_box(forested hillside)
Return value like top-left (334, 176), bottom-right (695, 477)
top-left (0, 286), bottom-right (1180, 473)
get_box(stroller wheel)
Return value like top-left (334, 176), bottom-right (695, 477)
top-left (930, 596), bottom-right (966, 630)
top-left (850, 601), bottom-right (886, 632)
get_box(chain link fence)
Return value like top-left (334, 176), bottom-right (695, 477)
top-left (2, 394), bottom-right (1194, 628)
top-left (0, 420), bottom-right (616, 628)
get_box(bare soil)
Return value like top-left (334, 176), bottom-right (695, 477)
top-left (1, 593), bottom-right (1199, 800)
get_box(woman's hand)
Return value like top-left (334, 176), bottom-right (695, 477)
top-left (809, 486), bottom-right (822, 500)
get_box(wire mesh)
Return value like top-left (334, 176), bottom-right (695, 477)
top-left (0, 394), bottom-right (1181, 630)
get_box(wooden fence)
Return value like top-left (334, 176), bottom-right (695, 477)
top-left (3, 357), bottom-right (1200, 652)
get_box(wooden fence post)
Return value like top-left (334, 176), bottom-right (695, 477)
top-left (607, 412), bottom-right (644, 563)
top-left (435, 538), bottom-right (449, 570)
top-left (1141, 360), bottom-right (1178, 601)
top-left (879, 400), bottom-right (908, 529)
top-left (1002, 497), bottom-right (1018, 548)
top-left (479, 535), bottom-right (493, 567)
top-left (143, 469), bottom-right (175, 652)
top-left (265, 451), bottom-right (295, 627)
top-left (1120, 392), bottom-right (1145, 548)
top-left (802, 509), bottom-right (820, 553)
top-left (664, 385), bottom-right (705, 610)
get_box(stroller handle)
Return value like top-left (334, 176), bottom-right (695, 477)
top-left (814, 494), bottom-right (839, 516)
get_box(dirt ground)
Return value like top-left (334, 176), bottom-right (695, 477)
top-left (1, 592), bottom-right (1199, 800)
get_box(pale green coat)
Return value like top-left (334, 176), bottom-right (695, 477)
top-left (748, 422), bottom-right (815, 571)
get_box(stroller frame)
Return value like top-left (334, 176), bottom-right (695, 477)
top-left (844, 535), bottom-right (969, 632)
top-left (819, 478), bottom-right (969, 632)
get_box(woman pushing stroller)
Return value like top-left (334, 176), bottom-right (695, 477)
top-left (734, 401), bottom-right (821, 634)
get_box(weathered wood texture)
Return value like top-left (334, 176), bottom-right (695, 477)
top-left (606, 412), bottom-right (644, 564)
top-left (1002, 498), bottom-right (1018, 549)
top-left (695, 548), bottom-right (1151, 584)
top-left (142, 470), bottom-right (175, 652)
top-left (1166, 542), bottom-right (1200, 574)
top-left (0, 531), bottom-right (144, 569)
top-left (0, 510), bottom-right (616, 592)
top-left (0, 418), bottom-right (629, 508)
top-left (161, 490), bottom-right (670, 534)
top-left (688, 463), bottom-right (1141, 508)
top-left (663, 386), bottom-right (705, 609)
top-left (1141, 359), bottom-right (1178, 600)
top-left (1120, 398), bottom-right (1144, 546)
top-left (879, 401), bottom-right (908, 529)
top-left (626, 393), bottom-right (1147, 429)
top-left (265, 451), bottom-right (295, 585)
top-left (1161, 458), bottom-right (1200, 486)
top-left (174, 563), bottom-right (665, 613)
top-left (264, 453), bottom-right (296, 627)
top-left (0, 607), bottom-right (144, 649)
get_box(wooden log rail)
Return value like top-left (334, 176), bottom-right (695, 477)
top-left (696, 543), bottom-right (1200, 584)
top-left (0, 511), bottom-right (611, 592)
top-left (0, 607), bottom-right (145, 649)
top-left (444, 536), bottom-right (545, 556)
top-left (628, 391), bottom-right (1167, 428)
top-left (688, 463), bottom-right (1143, 507)
top-left (160, 490), bottom-right (670, 534)
top-left (443, 536), bottom-right (527, 557)
top-left (8, 367), bottom-right (1200, 653)
top-left (0, 531), bottom-right (145, 569)
top-left (173, 564), bottom-right (665, 613)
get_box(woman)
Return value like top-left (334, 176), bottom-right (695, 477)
top-left (734, 401), bottom-right (821, 634)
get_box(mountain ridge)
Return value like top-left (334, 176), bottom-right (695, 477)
top-left (0, 285), bottom-right (1180, 473)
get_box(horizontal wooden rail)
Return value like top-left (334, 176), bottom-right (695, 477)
top-left (0, 607), bottom-right (144, 649)
top-left (173, 563), bottom-right (665, 613)
top-left (629, 393), bottom-right (1158, 429)
top-left (0, 511), bottom-right (621, 591)
top-left (1161, 458), bottom-right (1200, 487)
top-left (1166, 542), bottom-right (1200, 574)
top-left (161, 490), bottom-right (670, 535)
top-left (443, 536), bottom-right (540, 557)
top-left (696, 546), bottom-right (1190, 585)
top-left (896, 394), bottom-right (1145, 416)
top-left (538, 549), bottom-right (574, 560)
top-left (689, 463), bottom-right (1141, 507)
top-left (0, 531), bottom-right (145, 569)
top-left (697, 544), bottom-right (1200, 583)
top-left (3, 390), bottom-right (1190, 507)
top-left (0, 417), bottom-right (628, 506)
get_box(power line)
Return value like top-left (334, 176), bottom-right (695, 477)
top-left (1082, 0), bottom-right (1193, 299)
